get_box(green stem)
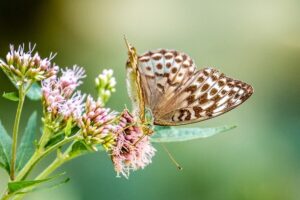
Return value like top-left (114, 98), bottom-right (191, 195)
top-left (10, 85), bottom-right (25, 180)
top-left (0, 135), bottom-right (81, 200)
top-left (16, 133), bottom-right (80, 181)
top-left (14, 125), bottom-right (52, 181)
top-left (38, 123), bottom-right (52, 149)
top-left (13, 141), bottom-right (85, 200)
top-left (36, 143), bottom-right (75, 180)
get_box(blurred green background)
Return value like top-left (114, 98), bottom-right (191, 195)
top-left (0, 0), bottom-right (300, 199)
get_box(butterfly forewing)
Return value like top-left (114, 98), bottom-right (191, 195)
top-left (138, 49), bottom-right (196, 112)
top-left (137, 49), bottom-right (253, 126)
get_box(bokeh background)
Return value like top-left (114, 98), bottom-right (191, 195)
top-left (0, 0), bottom-right (300, 199)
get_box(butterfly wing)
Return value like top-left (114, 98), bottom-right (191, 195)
top-left (138, 49), bottom-right (196, 112)
top-left (137, 49), bottom-right (253, 126)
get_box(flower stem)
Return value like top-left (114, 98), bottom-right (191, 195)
top-left (12, 141), bottom-right (85, 200)
top-left (0, 135), bottom-right (82, 200)
top-left (36, 143), bottom-right (75, 180)
top-left (10, 85), bottom-right (25, 180)
top-left (16, 132), bottom-right (80, 181)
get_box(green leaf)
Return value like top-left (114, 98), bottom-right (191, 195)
top-left (3, 92), bottom-right (19, 101)
top-left (68, 141), bottom-right (90, 158)
top-left (46, 177), bottom-right (70, 190)
top-left (16, 111), bottom-right (38, 171)
top-left (45, 133), bottom-right (65, 148)
top-left (0, 121), bottom-right (12, 173)
top-left (0, 161), bottom-right (6, 169)
top-left (151, 125), bottom-right (237, 143)
top-left (8, 172), bottom-right (66, 193)
top-left (26, 82), bottom-right (42, 101)
top-left (14, 177), bottom-right (70, 196)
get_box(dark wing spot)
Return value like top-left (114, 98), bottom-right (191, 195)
top-left (228, 90), bottom-right (235, 97)
top-left (175, 58), bottom-right (182, 63)
top-left (203, 70), bottom-right (209, 76)
top-left (156, 63), bottom-right (163, 69)
top-left (172, 51), bottom-right (179, 57)
top-left (146, 66), bottom-right (152, 71)
top-left (159, 49), bottom-right (167, 55)
top-left (165, 54), bottom-right (173, 59)
top-left (211, 94), bottom-right (222, 101)
top-left (171, 67), bottom-right (178, 74)
top-left (139, 57), bottom-right (150, 62)
top-left (228, 83), bottom-right (234, 88)
top-left (183, 63), bottom-right (189, 68)
top-left (185, 110), bottom-right (191, 120)
top-left (188, 71), bottom-right (194, 76)
top-left (155, 72), bottom-right (164, 77)
top-left (143, 52), bottom-right (151, 57)
top-left (207, 103), bottom-right (217, 114)
top-left (199, 94), bottom-right (208, 104)
top-left (186, 95), bottom-right (196, 104)
top-left (212, 75), bottom-right (218, 81)
top-left (193, 106), bottom-right (203, 118)
top-left (152, 55), bottom-right (162, 60)
top-left (201, 84), bottom-right (210, 92)
top-left (178, 109), bottom-right (185, 121)
top-left (234, 94), bottom-right (240, 99)
top-left (166, 62), bottom-right (172, 68)
top-left (218, 81), bottom-right (225, 87)
top-left (210, 88), bottom-right (218, 95)
top-left (185, 85), bottom-right (197, 93)
top-left (163, 73), bottom-right (170, 77)
top-left (198, 76), bottom-right (204, 83)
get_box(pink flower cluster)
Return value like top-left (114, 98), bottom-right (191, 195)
top-left (41, 65), bottom-right (86, 121)
top-left (41, 64), bottom-right (156, 178)
top-left (78, 96), bottom-right (116, 149)
top-left (111, 110), bottom-right (156, 178)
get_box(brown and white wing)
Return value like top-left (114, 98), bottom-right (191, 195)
top-left (138, 49), bottom-right (196, 112)
top-left (137, 50), bottom-right (253, 126)
top-left (154, 68), bottom-right (253, 125)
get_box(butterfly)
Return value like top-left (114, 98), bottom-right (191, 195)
top-left (125, 38), bottom-right (253, 134)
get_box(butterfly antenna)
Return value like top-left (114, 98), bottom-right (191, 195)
top-left (123, 35), bottom-right (131, 51)
top-left (160, 143), bottom-right (183, 171)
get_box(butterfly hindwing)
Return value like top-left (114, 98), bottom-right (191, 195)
top-left (154, 68), bottom-right (253, 125)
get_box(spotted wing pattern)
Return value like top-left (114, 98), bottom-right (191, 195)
top-left (137, 49), bottom-right (253, 126)
top-left (138, 49), bottom-right (195, 111)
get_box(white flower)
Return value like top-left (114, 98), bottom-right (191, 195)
top-left (0, 44), bottom-right (58, 84)
top-left (95, 69), bottom-right (117, 104)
